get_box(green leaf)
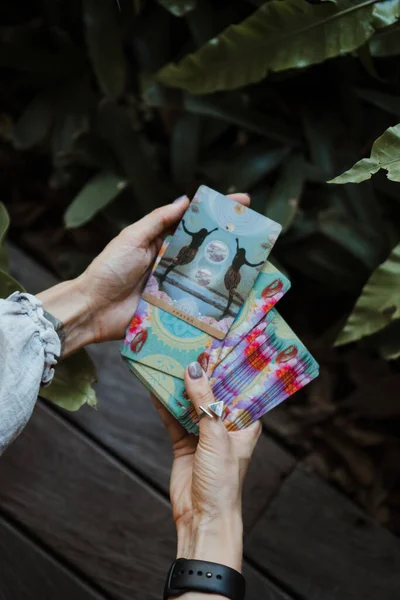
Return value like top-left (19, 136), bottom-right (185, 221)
top-left (369, 22), bottom-right (400, 56)
top-left (336, 241), bottom-right (400, 346)
top-left (357, 42), bottom-right (379, 79)
top-left (98, 102), bottom-right (163, 213)
top-left (356, 88), bottom-right (400, 118)
top-left (302, 108), bottom-right (339, 179)
top-left (329, 123), bottom-right (400, 184)
top-left (185, 93), bottom-right (300, 145)
top-left (264, 153), bottom-right (305, 233)
top-left (64, 131), bottom-right (118, 171)
top-left (156, 0), bottom-right (197, 17)
top-left (50, 78), bottom-right (92, 164)
top-left (372, 319), bottom-right (400, 359)
top-left (0, 203), bottom-right (10, 245)
top-left (13, 92), bottom-right (54, 150)
top-left (186, 0), bottom-right (221, 47)
top-left (83, 0), bottom-right (126, 99)
top-left (40, 349), bottom-right (98, 411)
top-left (171, 114), bottom-right (201, 186)
top-left (65, 172), bottom-right (125, 228)
top-left (201, 143), bottom-right (290, 194)
top-left (143, 82), bottom-right (299, 145)
top-left (318, 209), bottom-right (384, 271)
top-left (156, 0), bottom-right (400, 94)
top-left (0, 269), bottom-right (25, 298)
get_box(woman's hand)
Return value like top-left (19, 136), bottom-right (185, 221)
top-left (152, 363), bottom-right (261, 578)
top-left (38, 193), bottom-right (249, 356)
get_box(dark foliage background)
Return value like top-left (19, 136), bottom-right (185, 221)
top-left (0, 0), bottom-right (399, 534)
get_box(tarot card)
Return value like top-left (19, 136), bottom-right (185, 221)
top-left (142, 185), bottom-right (281, 339)
top-left (121, 260), bottom-right (289, 380)
top-left (122, 306), bottom-right (319, 435)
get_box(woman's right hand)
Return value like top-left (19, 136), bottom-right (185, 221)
top-left (152, 362), bottom-right (261, 576)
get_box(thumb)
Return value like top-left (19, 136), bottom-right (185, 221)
top-left (184, 362), bottom-right (226, 442)
top-left (129, 196), bottom-right (189, 246)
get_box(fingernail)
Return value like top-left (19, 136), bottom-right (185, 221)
top-left (172, 195), bottom-right (187, 204)
top-left (245, 193), bottom-right (251, 200)
top-left (188, 361), bottom-right (203, 379)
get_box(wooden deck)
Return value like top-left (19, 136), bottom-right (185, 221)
top-left (1, 244), bottom-right (400, 600)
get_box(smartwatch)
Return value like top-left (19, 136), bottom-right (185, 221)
top-left (163, 558), bottom-right (246, 600)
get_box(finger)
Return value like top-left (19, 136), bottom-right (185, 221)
top-left (231, 420), bottom-right (262, 457)
top-left (150, 394), bottom-right (189, 446)
top-left (128, 196), bottom-right (190, 246)
top-left (161, 193), bottom-right (250, 241)
top-left (184, 362), bottom-right (226, 440)
top-left (125, 191), bottom-right (250, 247)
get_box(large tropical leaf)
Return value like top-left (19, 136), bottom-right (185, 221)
top-left (264, 153), bottom-right (305, 233)
top-left (156, 0), bottom-right (196, 17)
top-left (373, 320), bottom-right (400, 360)
top-left (200, 143), bottom-right (290, 194)
top-left (65, 171), bottom-right (126, 228)
top-left (329, 124), bottom-right (400, 184)
top-left (144, 82), bottom-right (300, 144)
top-left (98, 102), bottom-right (162, 213)
top-left (336, 242), bottom-right (400, 346)
top-left (170, 114), bottom-right (200, 187)
top-left (157, 0), bottom-right (400, 94)
top-left (40, 349), bottom-right (98, 411)
top-left (83, 0), bottom-right (126, 99)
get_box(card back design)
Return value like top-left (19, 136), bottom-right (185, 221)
top-left (122, 306), bottom-right (319, 435)
top-left (143, 185), bottom-right (281, 339)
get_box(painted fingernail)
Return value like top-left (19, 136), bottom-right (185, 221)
top-left (188, 361), bottom-right (203, 379)
top-left (173, 195), bottom-right (187, 204)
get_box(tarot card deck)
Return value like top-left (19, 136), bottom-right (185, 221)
top-left (121, 186), bottom-right (319, 434)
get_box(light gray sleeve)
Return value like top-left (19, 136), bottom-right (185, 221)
top-left (0, 292), bottom-right (61, 455)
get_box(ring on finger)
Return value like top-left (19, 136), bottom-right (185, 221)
top-left (198, 401), bottom-right (224, 420)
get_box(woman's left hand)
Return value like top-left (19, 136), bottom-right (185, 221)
top-left (38, 193), bottom-right (249, 356)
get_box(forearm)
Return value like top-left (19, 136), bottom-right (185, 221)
top-left (37, 276), bottom-right (94, 357)
top-left (173, 511), bottom-right (243, 600)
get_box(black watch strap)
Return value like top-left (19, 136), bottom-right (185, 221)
top-left (163, 558), bottom-right (246, 600)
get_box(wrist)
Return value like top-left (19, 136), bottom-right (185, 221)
top-left (37, 276), bottom-right (95, 357)
top-left (176, 510), bottom-right (243, 573)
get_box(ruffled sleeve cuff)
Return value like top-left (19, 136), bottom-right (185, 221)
top-left (0, 292), bottom-right (61, 454)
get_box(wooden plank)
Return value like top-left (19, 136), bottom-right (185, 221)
top-left (0, 402), bottom-right (295, 600)
top-left (243, 563), bottom-right (294, 600)
top-left (242, 433), bottom-right (294, 535)
top-left (76, 340), bottom-right (174, 495)
top-left (245, 466), bottom-right (400, 600)
top-left (0, 402), bottom-right (176, 600)
top-left (0, 516), bottom-right (105, 600)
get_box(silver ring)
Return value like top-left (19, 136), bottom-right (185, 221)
top-left (198, 401), bottom-right (224, 420)
top-left (199, 405), bottom-right (214, 419)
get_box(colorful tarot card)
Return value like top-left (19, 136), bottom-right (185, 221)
top-left (213, 261), bottom-right (291, 369)
top-left (121, 261), bottom-right (289, 380)
top-left (142, 185), bottom-right (281, 339)
top-left (122, 307), bottom-right (319, 434)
